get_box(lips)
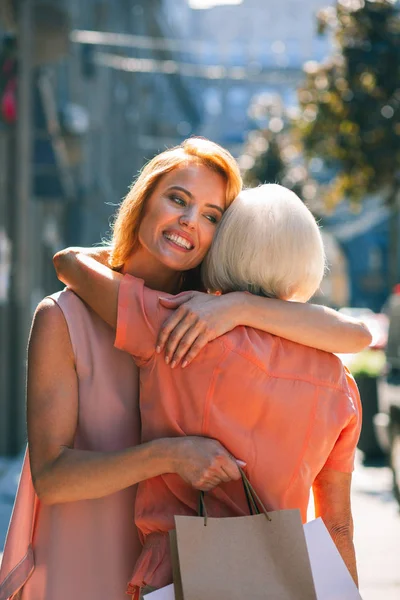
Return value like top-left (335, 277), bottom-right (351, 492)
top-left (163, 230), bottom-right (195, 251)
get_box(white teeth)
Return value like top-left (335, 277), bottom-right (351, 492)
top-left (164, 232), bottom-right (193, 250)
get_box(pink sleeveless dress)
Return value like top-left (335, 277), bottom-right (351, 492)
top-left (0, 289), bottom-right (142, 600)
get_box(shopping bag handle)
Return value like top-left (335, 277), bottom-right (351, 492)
top-left (240, 468), bottom-right (271, 520)
top-left (199, 468), bottom-right (271, 525)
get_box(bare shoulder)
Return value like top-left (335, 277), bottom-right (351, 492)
top-left (32, 296), bottom-right (67, 335)
top-left (29, 297), bottom-right (74, 363)
top-left (28, 297), bottom-right (79, 484)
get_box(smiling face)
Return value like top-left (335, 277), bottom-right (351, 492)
top-left (135, 162), bottom-right (227, 274)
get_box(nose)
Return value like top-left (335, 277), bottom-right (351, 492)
top-left (179, 206), bottom-right (198, 230)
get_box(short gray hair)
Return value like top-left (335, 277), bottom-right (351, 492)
top-left (202, 184), bottom-right (326, 302)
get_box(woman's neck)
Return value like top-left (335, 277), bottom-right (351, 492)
top-left (122, 252), bottom-right (182, 294)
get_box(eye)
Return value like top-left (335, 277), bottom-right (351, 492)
top-left (205, 214), bottom-right (218, 224)
top-left (169, 194), bottom-right (186, 206)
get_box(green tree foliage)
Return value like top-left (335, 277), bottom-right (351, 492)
top-left (297, 0), bottom-right (400, 208)
top-left (240, 93), bottom-right (309, 199)
top-left (243, 135), bottom-right (286, 188)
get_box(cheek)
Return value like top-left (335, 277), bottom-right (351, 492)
top-left (138, 209), bottom-right (159, 239)
top-left (137, 219), bottom-right (147, 245)
top-left (137, 216), bottom-right (157, 250)
top-left (139, 199), bottom-right (170, 232)
top-left (197, 226), bottom-right (216, 257)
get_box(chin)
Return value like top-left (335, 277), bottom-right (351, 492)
top-left (158, 252), bottom-right (201, 273)
top-left (165, 260), bottom-right (199, 273)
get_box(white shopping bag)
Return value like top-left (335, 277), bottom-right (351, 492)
top-left (144, 584), bottom-right (175, 599)
top-left (304, 518), bottom-right (362, 600)
top-left (145, 519), bottom-right (361, 600)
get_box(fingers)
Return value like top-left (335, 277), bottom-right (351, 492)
top-left (194, 464), bottom-right (238, 491)
top-left (194, 476), bottom-right (221, 491)
top-left (194, 470), bottom-right (230, 491)
top-left (164, 319), bottom-right (196, 365)
top-left (220, 458), bottom-right (241, 481)
top-left (169, 326), bottom-right (201, 368)
top-left (156, 307), bottom-right (191, 354)
top-left (180, 333), bottom-right (210, 368)
top-left (218, 466), bottom-right (235, 483)
top-left (198, 455), bottom-right (241, 490)
top-left (158, 291), bottom-right (194, 309)
top-left (167, 329), bottom-right (213, 368)
top-left (170, 324), bottom-right (213, 367)
top-left (178, 438), bottom-right (243, 492)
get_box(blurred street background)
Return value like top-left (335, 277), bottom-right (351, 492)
top-left (0, 0), bottom-right (400, 597)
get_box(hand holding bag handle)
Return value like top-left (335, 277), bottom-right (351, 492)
top-left (175, 469), bottom-right (317, 599)
top-left (198, 467), bottom-right (271, 525)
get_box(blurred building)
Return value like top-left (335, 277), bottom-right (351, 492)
top-left (189, 0), bottom-right (331, 147)
top-left (0, 0), bottom-right (202, 454)
top-left (2, 0), bottom-right (385, 455)
top-left (324, 196), bottom-right (391, 312)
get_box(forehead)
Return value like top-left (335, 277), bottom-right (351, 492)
top-left (159, 163), bottom-right (226, 204)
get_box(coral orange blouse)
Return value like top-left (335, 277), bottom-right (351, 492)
top-left (115, 275), bottom-right (361, 594)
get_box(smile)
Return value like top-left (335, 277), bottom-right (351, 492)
top-left (163, 232), bottom-right (194, 251)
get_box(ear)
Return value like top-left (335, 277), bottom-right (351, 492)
top-left (207, 289), bottom-right (222, 296)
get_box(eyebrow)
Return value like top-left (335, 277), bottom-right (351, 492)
top-left (206, 203), bottom-right (224, 215)
top-left (167, 186), bottom-right (224, 215)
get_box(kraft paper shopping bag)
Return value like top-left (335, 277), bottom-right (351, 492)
top-left (163, 518), bottom-right (363, 600)
top-left (170, 471), bottom-right (317, 600)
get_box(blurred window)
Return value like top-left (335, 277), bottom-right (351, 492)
top-left (369, 246), bottom-right (384, 272)
top-left (201, 42), bottom-right (218, 66)
top-left (229, 41), bottom-right (245, 67)
top-left (227, 85), bottom-right (247, 104)
top-left (227, 86), bottom-right (249, 123)
top-left (204, 87), bottom-right (222, 116)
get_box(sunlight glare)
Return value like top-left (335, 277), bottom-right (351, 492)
top-left (188, 0), bottom-right (244, 9)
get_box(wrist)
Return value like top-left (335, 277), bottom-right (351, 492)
top-left (152, 437), bottom-right (186, 475)
top-left (225, 292), bottom-right (250, 328)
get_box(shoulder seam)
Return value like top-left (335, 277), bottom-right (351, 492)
top-left (221, 339), bottom-right (347, 392)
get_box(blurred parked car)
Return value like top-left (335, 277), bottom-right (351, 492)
top-left (374, 286), bottom-right (400, 507)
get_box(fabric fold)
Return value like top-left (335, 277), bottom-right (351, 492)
top-left (127, 532), bottom-right (171, 596)
top-left (0, 449), bottom-right (37, 600)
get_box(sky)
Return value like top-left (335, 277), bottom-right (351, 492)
top-left (188, 0), bottom-right (244, 9)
